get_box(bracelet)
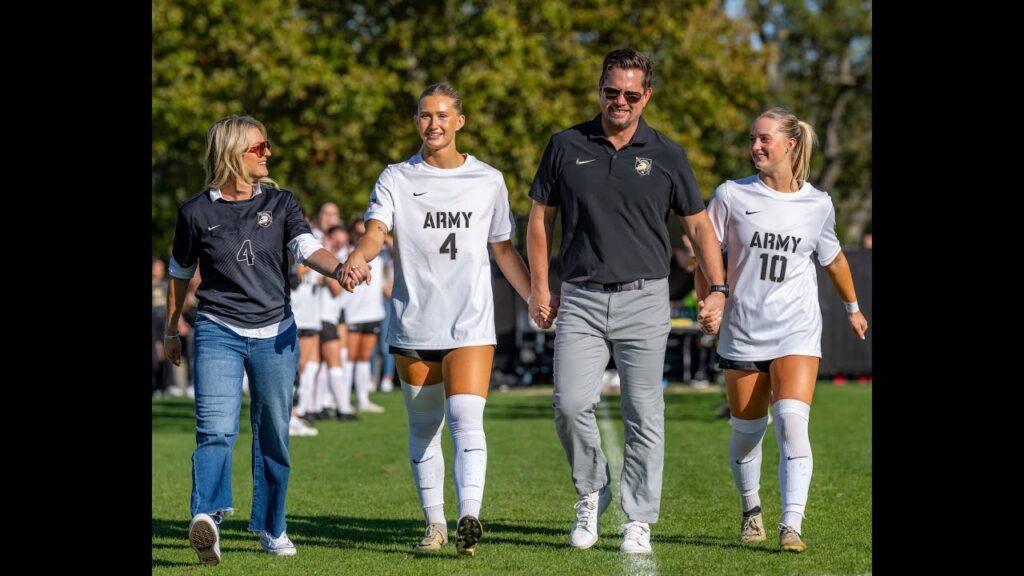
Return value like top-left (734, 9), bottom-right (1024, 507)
top-left (332, 263), bottom-right (344, 282)
top-left (843, 301), bottom-right (859, 314)
top-left (163, 333), bottom-right (179, 339)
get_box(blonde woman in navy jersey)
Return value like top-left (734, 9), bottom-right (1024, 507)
top-left (341, 84), bottom-right (552, 557)
top-left (163, 115), bottom-right (347, 565)
top-left (696, 107), bottom-right (868, 553)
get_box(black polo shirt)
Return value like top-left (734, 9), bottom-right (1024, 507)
top-left (171, 186), bottom-right (312, 328)
top-left (529, 115), bottom-right (704, 285)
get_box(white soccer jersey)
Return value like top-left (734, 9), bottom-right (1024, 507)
top-left (317, 239), bottom-right (345, 324)
top-left (344, 257), bottom-right (386, 325)
top-left (291, 269), bottom-right (322, 330)
top-left (707, 175), bottom-right (842, 361)
top-left (364, 153), bottom-right (515, 348)
top-left (344, 243), bottom-right (391, 325)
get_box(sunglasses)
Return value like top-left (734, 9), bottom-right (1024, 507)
top-left (245, 140), bottom-right (272, 156)
top-left (602, 87), bottom-right (644, 104)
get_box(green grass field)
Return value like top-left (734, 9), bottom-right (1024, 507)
top-left (152, 383), bottom-right (871, 574)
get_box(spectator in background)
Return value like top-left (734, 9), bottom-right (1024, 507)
top-left (672, 235), bottom-right (716, 388)
top-left (697, 106), bottom-right (868, 553)
top-left (177, 270), bottom-right (203, 398)
top-left (153, 257), bottom-right (170, 394)
top-left (342, 217), bottom-right (387, 414)
top-left (163, 115), bottom-right (345, 565)
top-left (291, 231), bottom-right (326, 425)
top-left (526, 48), bottom-right (727, 554)
top-left (371, 232), bottom-right (398, 393)
top-left (319, 224), bottom-right (358, 421)
top-left (313, 202), bottom-right (341, 237)
top-left (341, 83), bottom-right (549, 557)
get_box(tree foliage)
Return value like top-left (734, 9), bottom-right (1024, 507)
top-left (153, 0), bottom-right (869, 256)
top-left (743, 0), bottom-right (872, 241)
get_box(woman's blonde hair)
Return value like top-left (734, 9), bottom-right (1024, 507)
top-left (204, 115), bottom-right (279, 190)
top-left (755, 107), bottom-right (817, 187)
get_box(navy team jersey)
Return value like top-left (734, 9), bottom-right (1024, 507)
top-left (171, 185), bottom-right (312, 328)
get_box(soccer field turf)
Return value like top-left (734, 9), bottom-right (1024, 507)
top-left (153, 383), bottom-right (871, 574)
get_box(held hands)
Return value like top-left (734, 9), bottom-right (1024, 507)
top-left (340, 254), bottom-right (373, 293)
top-left (529, 291), bottom-right (560, 329)
top-left (697, 292), bottom-right (725, 335)
top-left (848, 311), bottom-right (868, 340)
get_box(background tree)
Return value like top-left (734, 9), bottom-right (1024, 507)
top-left (743, 0), bottom-right (872, 241)
top-left (153, 0), bottom-right (869, 256)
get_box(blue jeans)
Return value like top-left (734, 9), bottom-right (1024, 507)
top-left (190, 316), bottom-right (299, 537)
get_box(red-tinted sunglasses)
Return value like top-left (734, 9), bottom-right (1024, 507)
top-left (602, 87), bottom-right (643, 104)
top-left (245, 140), bottom-right (272, 156)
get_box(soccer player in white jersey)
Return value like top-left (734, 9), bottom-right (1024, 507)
top-left (696, 107), bottom-right (868, 553)
top-left (343, 217), bottom-right (387, 414)
top-left (341, 83), bottom-right (552, 557)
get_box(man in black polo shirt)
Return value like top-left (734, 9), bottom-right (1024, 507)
top-left (527, 48), bottom-right (727, 554)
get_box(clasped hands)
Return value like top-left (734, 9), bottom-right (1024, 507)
top-left (528, 293), bottom-right (559, 330)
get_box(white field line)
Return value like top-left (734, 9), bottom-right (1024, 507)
top-left (598, 400), bottom-right (659, 576)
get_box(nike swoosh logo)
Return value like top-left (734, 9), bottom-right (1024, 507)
top-left (413, 191), bottom-right (428, 196)
top-left (745, 210), bottom-right (761, 215)
top-left (463, 448), bottom-right (485, 453)
top-left (412, 455), bottom-right (433, 464)
top-left (208, 225), bottom-right (221, 230)
top-left (576, 158), bottom-right (596, 165)
top-left (786, 455), bottom-right (808, 460)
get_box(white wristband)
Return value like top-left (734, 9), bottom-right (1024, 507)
top-left (843, 301), bottom-right (859, 314)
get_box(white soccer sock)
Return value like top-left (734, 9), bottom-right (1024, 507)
top-left (402, 380), bottom-right (446, 524)
top-left (297, 361), bottom-right (320, 416)
top-left (774, 399), bottom-right (812, 533)
top-left (326, 367), bottom-right (349, 413)
top-left (315, 361), bottom-right (329, 411)
top-left (730, 415), bottom-right (769, 513)
top-left (335, 360), bottom-right (354, 413)
top-left (447, 393), bottom-right (487, 519)
top-left (354, 361), bottom-right (372, 406)
top-left (424, 505), bottom-right (445, 526)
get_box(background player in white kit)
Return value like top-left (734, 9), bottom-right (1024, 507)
top-left (696, 107), bottom-right (868, 553)
top-left (341, 84), bottom-right (553, 557)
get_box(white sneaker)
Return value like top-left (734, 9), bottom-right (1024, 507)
top-left (358, 401), bottom-right (385, 414)
top-left (188, 513), bottom-right (221, 566)
top-left (620, 521), bottom-right (652, 553)
top-left (569, 485), bottom-right (611, 549)
top-left (380, 377), bottom-right (394, 393)
top-left (289, 416), bottom-right (319, 437)
top-left (260, 530), bottom-right (297, 556)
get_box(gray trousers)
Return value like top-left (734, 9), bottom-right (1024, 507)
top-left (552, 278), bottom-right (670, 523)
